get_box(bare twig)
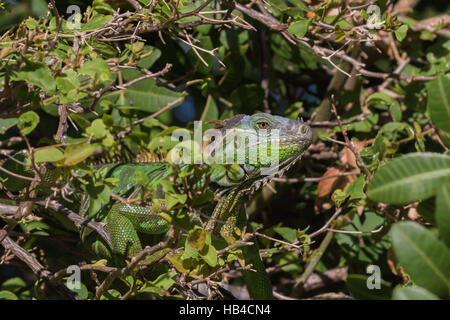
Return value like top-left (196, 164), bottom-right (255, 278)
top-left (330, 95), bottom-right (372, 179)
top-left (309, 111), bottom-right (370, 128)
top-left (1, 235), bottom-right (78, 299)
top-left (35, 200), bottom-right (111, 246)
top-left (117, 94), bottom-right (186, 138)
top-left (272, 171), bottom-right (360, 184)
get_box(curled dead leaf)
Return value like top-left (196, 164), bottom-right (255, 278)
top-left (314, 140), bottom-right (368, 214)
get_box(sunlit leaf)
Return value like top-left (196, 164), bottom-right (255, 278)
top-left (391, 221), bottom-right (450, 299)
top-left (367, 153), bottom-right (450, 204)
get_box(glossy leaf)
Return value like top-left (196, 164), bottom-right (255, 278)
top-left (391, 221), bottom-right (450, 298)
top-left (367, 153), bottom-right (450, 204)
top-left (426, 75), bottom-right (450, 133)
top-left (188, 228), bottom-right (207, 251)
top-left (10, 59), bottom-right (56, 92)
top-left (288, 19), bottom-right (312, 38)
top-left (0, 118), bottom-right (18, 134)
top-left (392, 286), bottom-right (439, 300)
top-left (435, 183), bottom-right (450, 247)
top-left (394, 24), bottom-right (408, 42)
top-left (63, 143), bottom-right (102, 166)
top-left (123, 79), bottom-right (182, 113)
top-left (78, 58), bottom-right (112, 82)
top-left (346, 274), bottom-right (392, 300)
top-left (34, 147), bottom-right (64, 163)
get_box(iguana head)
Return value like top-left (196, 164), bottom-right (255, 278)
top-left (206, 113), bottom-right (312, 191)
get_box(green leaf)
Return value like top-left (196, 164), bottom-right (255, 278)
top-left (346, 274), bottom-right (392, 300)
top-left (367, 153), bottom-right (450, 204)
top-left (93, 0), bottom-right (115, 14)
top-left (122, 46), bottom-right (162, 81)
top-left (10, 59), bottom-right (56, 92)
top-left (182, 240), bottom-right (199, 259)
top-left (69, 114), bottom-right (91, 131)
top-left (389, 101), bottom-right (402, 122)
top-left (87, 184), bottom-right (111, 218)
top-left (149, 271), bottom-right (177, 290)
top-left (34, 147), bottom-right (64, 163)
top-left (92, 259), bottom-right (107, 267)
top-left (80, 14), bottom-right (112, 32)
top-left (394, 24), bottom-right (408, 42)
top-left (0, 118), bottom-right (18, 134)
top-left (334, 25), bottom-right (346, 42)
top-left (56, 70), bottom-right (81, 94)
top-left (345, 175), bottom-right (366, 201)
top-left (188, 228), bottom-right (207, 251)
top-left (391, 221), bottom-right (450, 298)
top-left (392, 286), bottom-right (439, 300)
top-left (273, 226), bottom-right (297, 243)
top-left (17, 111), bottom-right (40, 135)
top-left (435, 183), bottom-right (450, 247)
top-left (100, 289), bottom-right (121, 300)
top-left (122, 79), bottom-right (182, 115)
top-left (138, 0), bottom-right (152, 5)
top-left (367, 92), bottom-right (394, 106)
top-left (0, 290), bottom-right (18, 300)
top-left (426, 75), bottom-right (450, 133)
top-left (199, 243), bottom-right (218, 267)
top-left (25, 17), bottom-right (37, 29)
top-left (86, 119), bottom-right (108, 139)
top-left (78, 58), bottom-right (112, 82)
top-left (167, 253), bottom-right (190, 275)
top-left (288, 19), bottom-right (312, 38)
top-left (165, 193), bottom-right (187, 210)
top-left (0, 277), bottom-right (26, 292)
top-left (63, 143), bottom-right (102, 166)
top-left (68, 281), bottom-right (89, 300)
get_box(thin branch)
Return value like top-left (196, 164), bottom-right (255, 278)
top-left (330, 95), bottom-right (372, 180)
top-left (117, 94), bottom-right (186, 138)
top-left (291, 231), bottom-right (334, 297)
top-left (0, 165), bottom-right (38, 182)
top-left (114, 63), bottom-right (173, 90)
top-left (94, 227), bottom-right (178, 299)
top-left (272, 171), bottom-right (360, 184)
top-left (308, 208), bottom-right (343, 239)
top-left (309, 110), bottom-right (370, 128)
top-left (35, 200), bottom-right (111, 247)
top-left (1, 234), bottom-right (78, 299)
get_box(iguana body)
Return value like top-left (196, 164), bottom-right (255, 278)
top-left (3, 113), bottom-right (312, 299)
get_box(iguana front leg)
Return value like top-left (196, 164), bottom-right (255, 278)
top-left (206, 188), bottom-right (273, 300)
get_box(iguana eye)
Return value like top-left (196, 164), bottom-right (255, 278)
top-left (256, 121), bottom-right (270, 129)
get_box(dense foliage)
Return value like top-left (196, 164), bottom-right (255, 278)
top-left (0, 0), bottom-right (449, 300)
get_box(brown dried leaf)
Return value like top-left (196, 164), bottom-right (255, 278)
top-left (314, 165), bottom-right (358, 214)
top-left (339, 140), bottom-right (368, 169)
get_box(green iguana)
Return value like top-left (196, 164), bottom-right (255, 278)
top-left (1, 113), bottom-right (312, 300)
